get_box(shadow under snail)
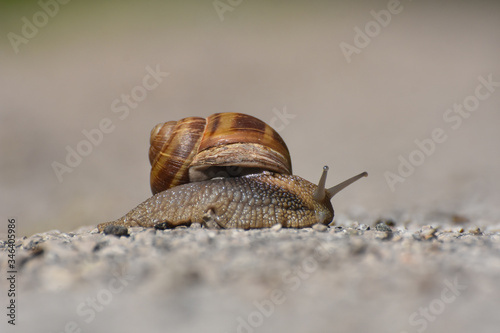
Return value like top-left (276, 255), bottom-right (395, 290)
top-left (97, 112), bottom-right (367, 232)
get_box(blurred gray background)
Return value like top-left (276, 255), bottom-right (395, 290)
top-left (1, 0), bottom-right (499, 237)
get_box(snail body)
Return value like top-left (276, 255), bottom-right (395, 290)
top-left (98, 172), bottom-right (326, 230)
top-left (98, 113), bottom-right (367, 232)
top-left (98, 167), bottom-right (367, 231)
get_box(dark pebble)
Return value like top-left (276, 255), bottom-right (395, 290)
top-left (375, 218), bottom-right (396, 227)
top-left (375, 222), bottom-right (392, 232)
top-left (103, 225), bottom-right (130, 237)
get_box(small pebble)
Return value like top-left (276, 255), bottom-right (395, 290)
top-left (375, 223), bottom-right (392, 232)
top-left (312, 224), bottom-right (327, 232)
top-left (270, 223), bottom-right (282, 231)
top-left (420, 227), bottom-right (438, 240)
top-left (333, 226), bottom-right (344, 233)
top-left (468, 227), bottom-right (482, 235)
top-left (102, 225), bottom-right (130, 237)
top-left (374, 231), bottom-right (392, 240)
top-left (344, 228), bottom-right (360, 236)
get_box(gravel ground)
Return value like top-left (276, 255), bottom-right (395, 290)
top-left (2, 218), bottom-right (500, 333)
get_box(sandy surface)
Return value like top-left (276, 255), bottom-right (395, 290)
top-left (2, 220), bottom-right (500, 333)
top-left (1, 1), bottom-right (499, 236)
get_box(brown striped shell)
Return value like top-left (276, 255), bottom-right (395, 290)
top-left (149, 113), bottom-right (293, 195)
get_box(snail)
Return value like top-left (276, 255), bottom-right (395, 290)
top-left (97, 113), bottom-right (367, 232)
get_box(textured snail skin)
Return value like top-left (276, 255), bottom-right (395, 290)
top-left (97, 172), bottom-right (334, 231)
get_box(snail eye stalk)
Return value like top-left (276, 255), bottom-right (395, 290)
top-left (313, 165), bottom-right (368, 202)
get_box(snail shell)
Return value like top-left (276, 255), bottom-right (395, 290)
top-left (149, 112), bottom-right (292, 194)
